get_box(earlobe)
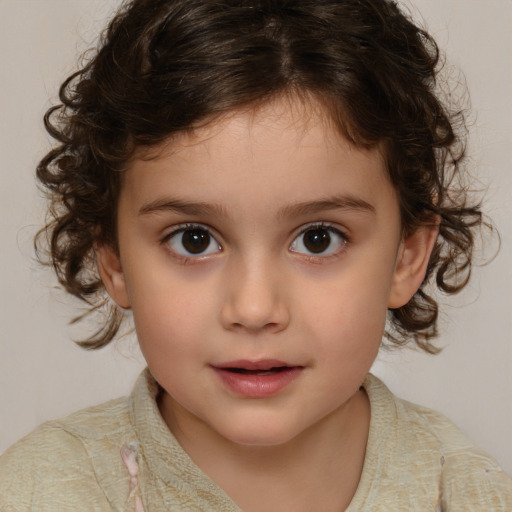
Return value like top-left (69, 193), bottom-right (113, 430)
top-left (388, 222), bottom-right (439, 309)
top-left (95, 244), bottom-right (131, 309)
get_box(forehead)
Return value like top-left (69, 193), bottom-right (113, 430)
top-left (122, 96), bottom-right (396, 220)
top-left (135, 94), bottom-right (381, 162)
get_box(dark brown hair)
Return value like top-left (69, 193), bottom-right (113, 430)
top-left (36, 0), bottom-right (484, 352)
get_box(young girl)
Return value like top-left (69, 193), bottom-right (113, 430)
top-left (1, 0), bottom-right (511, 510)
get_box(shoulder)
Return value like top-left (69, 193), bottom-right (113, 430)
top-left (0, 397), bottom-right (133, 511)
top-left (360, 374), bottom-right (512, 509)
top-left (394, 391), bottom-right (512, 508)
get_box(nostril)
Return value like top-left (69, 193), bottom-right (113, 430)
top-left (229, 321), bottom-right (286, 334)
top-left (219, 276), bottom-right (290, 332)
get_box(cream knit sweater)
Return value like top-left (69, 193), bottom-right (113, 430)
top-left (1, 370), bottom-right (511, 511)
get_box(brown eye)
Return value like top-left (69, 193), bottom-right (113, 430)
top-left (303, 228), bottom-right (331, 253)
top-left (167, 226), bottom-right (221, 257)
top-left (290, 225), bottom-right (346, 256)
top-left (182, 229), bottom-right (211, 254)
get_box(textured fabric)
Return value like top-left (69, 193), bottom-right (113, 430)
top-left (1, 370), bottom-right (511, 511)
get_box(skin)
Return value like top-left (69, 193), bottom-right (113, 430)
top-left (97, 96), bottom-right (437, 511)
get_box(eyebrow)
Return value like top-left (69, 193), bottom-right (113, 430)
top-left (139, 198), bottom-right (230, 218)
top-left (138, 195), bottom-right (376, 218)
top-left (277, 196), bottom-right (376, 219)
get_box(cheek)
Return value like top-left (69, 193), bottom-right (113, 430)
top-left (310, 295), bottom-right (386, 352)
top-left (299, 267), bottom-right (391, 356)
top-left (128, 280), bottom-right (216, 362)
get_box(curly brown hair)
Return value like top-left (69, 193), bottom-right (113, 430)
top-left (36, 0), bottom-right (484, 352)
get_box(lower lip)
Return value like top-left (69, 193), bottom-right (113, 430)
top-left (213, 367), bottom-right (303, 398)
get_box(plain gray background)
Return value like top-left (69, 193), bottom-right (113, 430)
top-left (1, 0), bottom-right (511, 474)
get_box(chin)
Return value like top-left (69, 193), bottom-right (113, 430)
top-left (217, 419), bottom-right (302, 448)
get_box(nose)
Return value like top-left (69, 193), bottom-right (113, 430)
top-left (219, 256), bottom-right (290, 334)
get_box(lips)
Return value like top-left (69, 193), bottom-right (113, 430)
top-left (211, 360), bottom-right (303, 398)
top-left (227, 367), bottom-right (288, 376)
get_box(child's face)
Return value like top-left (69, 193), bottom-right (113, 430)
top-left (98, 97), bottom-right (431, 447)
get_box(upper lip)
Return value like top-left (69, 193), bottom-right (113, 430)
top-left (212, 359), bottom-right (299, 370)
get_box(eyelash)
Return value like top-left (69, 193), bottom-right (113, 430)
top-left (160, 222), bottom-right (350, 263)
top-left (161, 223), bottom-right (222, 263)
top-left (290, 222), bottom-right (349, 261)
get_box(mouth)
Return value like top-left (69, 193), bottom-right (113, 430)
top-left (224, 367), bottom-right (292, 376)
top-left (211, 360), bottom-right (304, 398)
top-left (213, 359), bottom-right (301, 372)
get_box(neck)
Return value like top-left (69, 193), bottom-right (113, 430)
top-left (160, 388), bottom-right (370, 512)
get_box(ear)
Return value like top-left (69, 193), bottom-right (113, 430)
top-left (388, 222), bottom-right (439, 309)
top-left (95, 244), bottom-right (131, 309)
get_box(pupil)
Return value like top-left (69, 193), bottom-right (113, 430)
top-left (304, 228), bottom-right (330, 253)
top-left (182, 229), bottom-right (210, 253)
